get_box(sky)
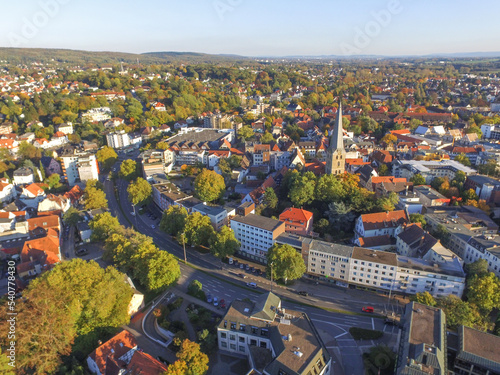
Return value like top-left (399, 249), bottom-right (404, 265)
top-left (0, 0), bottom-right (499, 57)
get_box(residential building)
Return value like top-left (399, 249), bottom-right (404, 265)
top-left (192, 203), bottom-right (228, 230)
top-left (151, 182), bottom-right (191, 211)
top-left (396, 302), bottom-right (447, 375)
top-left (87, 330), bottom-right (138, 375)
top-left (38, 194), bottom-right (71, 213)
top-left (106, 130), bottom-right (131, 149)
top-left (279, 208), bottom-right (313, 236)
top-left (60, 147), bottom-right (99, 186)
top-left (0, 180), bottom-right (16, 203)
top-left (56, 122), bottom-right (73, 134)
top-left (81, 107), bottom-right (112, 122)
top-left (40, 156), bottom-right (62, 176)
top-left (13, 167), bottom-right (34, 185)
top-left (20, 183), bottom-right (48, 208)
top-left (231, 214), bottom-right (285, 261)
top-left (217, 292), bottom-right (331, 375)
top-left (452, 325), bottom-right (500, 375)
top-left (0, 138), bottom-right (19, 155)
top-left (464, 174), bottom-right (500, 203)
top-left (414, 185), bottom-right (450, 206)
top-left (77, 221), bottom-right (92, 243)
top-left (325, 102), bottom-right (346, 175)
top-left (354, 210), bottom-right (408, 239)
top-left (463, 235), bottom-right (500, 278)
top-left (393, 159), bottom-right (476, 184)
top-left (17, 229), bottom-right (60, 280)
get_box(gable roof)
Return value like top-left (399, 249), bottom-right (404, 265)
top-left (24, 183), bottom-right (48, 196)
top-left (360, 210), bottom-right (408, 231)
top-left (89, 330), bottom-right (138, 375)
top-left (279, 207), bottom-right (313, 223)
top-left (126, 351), bottom-right (169, 375)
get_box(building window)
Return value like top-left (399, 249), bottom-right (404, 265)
top-left (230, 335), bottom-right (236, 341)
top-left (221, 341), bottom-right (227, 348)
top-left (239, 337), bottom-right (245, 343)
top-left (230, 343), bottom-right (236, 350)
top-left (220, 332), bottom-right (227, 339)
top-left (261, 329), bottom-right (268, 337)
top-left (230, 322), bottom-right (236, 330)
top-left (239, 324), bottom-right (246, 332)
top-left (239, 346), bottom-right (245, 352)
top-left (250, 339), bottom-right (257, 346)
top-left (260, 341), bottom-right (267, 348)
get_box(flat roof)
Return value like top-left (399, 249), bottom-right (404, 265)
top-left (408, 303), bottom-right (443, 348)
top-left (459, 326), bottom-right (500, 371)
top-left (192, 203), bottom-right (226, 216)
top-left (231, 214), bottom-right (284, 233)
top-left (352, 247), bottom-right (398, 267)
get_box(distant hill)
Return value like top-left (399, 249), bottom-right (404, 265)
top-left (0, 47), bottom-right (250, 65)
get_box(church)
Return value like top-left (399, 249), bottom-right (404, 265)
top-left (325, 102), bottom-right (346, 175)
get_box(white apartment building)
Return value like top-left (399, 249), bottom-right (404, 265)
top-left (82, 107), bottom-right (112, 122)
top-left (192, 203), bottom-right (228, 231)
top-left (230, 214), bottom-right (285, 261)
top-left (106, 130), bottom-right (131, 149)
top-left (60, 148), bottom-right (99, 186)
top-left (392, 159), bottom-right (477, 184)
top-left (56, 122), bottom-right (74, 135)
top-left (354, 210), bottom-right (408, 239)
top-left (463, 236), bottom-right (500, 277)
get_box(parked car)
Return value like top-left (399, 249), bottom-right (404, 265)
top-left (206, 294), bottom-right (213, 303)
top-left (228, 257), bottom-right (233, 265)
top-left (297, 291), bottom-right (309, 296)
top-left (240, 263), bottom-right (244, 269)
top-left (362, 306), bottom-right (374, 313)
top-left (246, 264), bottom-right (250, 271)
top-left (238, 273), bottom-right (247, 279)
top-left (75, 248), bottom-right (88, 256)
top-left (220, 299), bottom-right (226, 309)
top-left (246, 282), bottom-right (257, 288)
top-left (213, 297), bottom-right (218, 307)
top-left (151, 225), bottom-right (156, 229)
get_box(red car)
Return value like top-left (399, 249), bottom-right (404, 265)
top-left (219, 299), bottom-right (226, 309)
top-left (362, 306), bottom-right (374, 313)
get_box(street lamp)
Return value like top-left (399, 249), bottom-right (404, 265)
top-left (270, 262), bottom-right (274, 294)
top-left (181, 232), bottom-right (187, 264)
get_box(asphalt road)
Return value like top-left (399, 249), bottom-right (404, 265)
top-left (102, 159), bottom-right (402, 374)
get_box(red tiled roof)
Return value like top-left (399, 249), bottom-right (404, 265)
top-left (89, 330), bottom-right (138, 375)
top-left (279, 207), bottom-right (313, 223)
top-left (360, 210), bottom-right (408, 231)
top-left (24, 183), bottom-right (48, 196)
top-left (126, 351), bottom-right (168, 375)
top-left (27, 215), bottom-right (60, 231)
top-left (64, 185), bottom-right (84, 203)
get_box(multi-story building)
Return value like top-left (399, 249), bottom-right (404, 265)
top-left (278, 207), bottom-right (313, 236)
top-left (152, 182), bottom-right (190, 211)
top-left (452, 325), bottom-right (500, 375)
top-left (56, 122), bottom-right (73, 135)
top-left (413, 185), bottom-right (450, 207)
top-left (464, 174), bottom-right (500, 203)
top-left (60, 147), bottom-right (99, 186)
top-left (13, 167), bottom-right (35, 185)
top-left (269, 151), bottom-right (292, 171)
top-left (217, 292), bottom-right (331, 375)
top-left (396, 302), bottom-right (447, 375)
top-left (230, 214), bottom-right (285, 261)
top-left (81, 107), bottom-right (112, 122)
top-left (392, 159), bottom-right (476, 183)
top-left (354, 210), bottom-right (408, 239)
top-left (349, 247), bottom-right (398, 291)
top-left (106, 130), bottom-right (131, 149)
top-left (463, 235), bottom-right (500, 277)
top-left (192, 203), bottom-right (228, 230)
top-left (480, 123), bottom-right (500, 140)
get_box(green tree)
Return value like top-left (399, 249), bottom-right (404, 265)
top-left (127, 177), bottom-right (152, 206)
top-left (462, 188), bottom-right (478, 202)
top-left (17, 141), bottom-right (41, 160)
top-left (411, 291), bottom-right (437, 307)
top-left (466, 273), bottom-right (500, 314)
top-left (0, 349), bottom-right (16, 375)
top-left (176, 339), bottom-right (209, 375)
top-left (160, 205), bottom-right (188, 237)
top-left (465, 259), bottom-right (489, 278)
top-left (410, 174), bottom-right (426, 186)
top-left (46, 173), bottom-right (62, 189)
top-left (437, 295), bottom-right (482, 330)
top-left (478, 158), bottom-right (499, 177)
top-left (83, 184), bottom-right (108, 210)
top-left (165, 360), bottom-right (188, 375)
top-left (141, 250), bottom-right (181, 292)
top-left (39, 160), bottom-right (46, 181)
top-left (184, 212), bottom-right (214, 247)
top-left (96, 146), bottom-right (118, 172)
top-left (409, 213), bottom-right (426, 227)
top-left (288, 172), bottom-right (316, 207)
top-left (363, 345), bottom-right (396, 375)
top-left (378, 164), bottom-right (389, 176)
top-left (260, 131), bottom-right (274, 144)
top-left (89, 212), bottom-right (121, 241)
top-left (187, 279), bottom-right (205, 300)
top-left (263, 187), bottom-right (278, 210)
top-left (267, 243), bottom-right (306, 284)
top-left (194, 169), bottom-right (226, 203)
top-left (327, 201), bottom-right (356, 233)
top-left (455, 153), bottom-right (471, 167)
top-left (63, 207), bottom-right (81, 226)
top-left (210, 226), bottom-right (240, 264)
top-left (119, 159), bottom-right (138, 181)
top-left (237, 125), bottom-right (254, 141)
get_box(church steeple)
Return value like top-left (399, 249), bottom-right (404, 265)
top-left (325, 102), bottom-right (346, 175)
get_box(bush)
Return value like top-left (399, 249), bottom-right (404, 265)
top-left (187, 279), bottom-right (206, 301)
top-left (349, 327), bottom-right (384, 340)
top-left (170, 320), bottom-right (186, 334)
top-left (168, 297), bottom-right (184, 311)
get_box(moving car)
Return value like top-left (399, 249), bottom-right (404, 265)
top-left (297, 291), bottom-right (309, 296)
top-left (246, 282), bottom-right (257, 288)
top-left (362, 306), bottom-right (374, 313)
top-left (75, 248), bottom-right (88, 256)
top-left (237, 273), bottom-right (247, 279)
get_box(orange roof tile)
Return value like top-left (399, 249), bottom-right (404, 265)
top-left (279, 207), bottom-right (313, 223)
top-left (360, 210), bottom-right (408, 231)
top-left (126, 351), bottom-right (168, 375)
top-left (89, 330), bottom-right (138, 375)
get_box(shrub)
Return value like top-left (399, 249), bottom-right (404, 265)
top-left (349, 327), bottom-right (384, 340)
top-left (187, 279), bottom-right (206, 301)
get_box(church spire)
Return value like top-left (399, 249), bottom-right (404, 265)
top-left (325, 101), bottom-right (346, 175)
top-left (329, 102), bottom-right (344, 151)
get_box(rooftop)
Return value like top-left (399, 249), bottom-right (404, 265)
top-left (352, 247), bottom-right (398, 267)
top-left (231, 214), bottom-right (285, 233)
top-left (192, 203), bottom-right (227, 217)
top-left (458, 325), bottom-right (500, 373)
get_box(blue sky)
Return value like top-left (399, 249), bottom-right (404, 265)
top-left (1, 0), bottom-right (499, 56)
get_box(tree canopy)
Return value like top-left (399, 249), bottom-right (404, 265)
top-left (160, 205), bottom-right (189, 237)
top-left (194, 169), bottom-right (226, 203)
top-left (119, 159), bottom-right (138, 181)
top-left (267, 243), bottom-right (306, 284)
top-left (127, 177), bottom-right (152, 206)
top-left (96, 146), bottom-right (118, 171)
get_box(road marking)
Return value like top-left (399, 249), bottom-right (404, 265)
top-left (335, 332), bottom-right (349, 339)
top-left (372, 318), bottom-right (375, 330)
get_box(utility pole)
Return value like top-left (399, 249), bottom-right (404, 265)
top-left (270, 262), bottom-right (274, 294)
top-left (182, 232), bottom-right (187, 264)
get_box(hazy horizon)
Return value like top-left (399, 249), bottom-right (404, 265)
top-left (1, 0), bottom-right (499, 57)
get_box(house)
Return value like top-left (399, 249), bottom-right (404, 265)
top-left (13, 167), bottom-right (34, 185)
top-left (279, 208), bottom-right (313, 236)
top-left (0, 180), bottom-right (16, 203)
top-left (354, 210), bottom-right (408, 239)
top-left (192, 203), bottom-right (228, 230)
top-left (413, 185), bottom-right (450, 206)
top-left (56, 122), bottom-right (74, 135)
top-left (64, 185), bottom-right (84, 205)
top-left (38, 194), bottom-right (70, 213)
top-left (87, 330), bottom-right (138, 375)
top-left (0, 138), bottom-right (19, 155)
top-left (395, 303), bottom-right (447, 375)
top-left (217, 292), bottom-right (331, 375)
top-left (27, 214), bottom-right (60, 238)
top-left (40, 156), bottom-right (62, 176)
top-left (77, 221), bottom-right (92, 243)
top-left (20, 183), bottom-right (48, 208)
top-left (17, 230), bottom-right (60, 280)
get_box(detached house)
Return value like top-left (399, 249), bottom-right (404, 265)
top-left (17, 229), bottom-right (60, 279)
top-left (279, 207), bottom-right (313, 236)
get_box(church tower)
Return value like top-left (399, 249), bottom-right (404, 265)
top-left (325, 102), bottom-right (346, 175)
